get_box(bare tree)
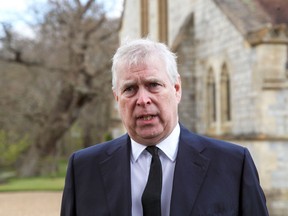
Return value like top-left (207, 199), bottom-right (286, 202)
top-left (0, 0), bottom-right (121, 176)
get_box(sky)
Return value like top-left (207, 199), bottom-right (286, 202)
top-left (0, 0), bottom-right (43, 37)
top-left (0, 0), bottom-right (123, 38)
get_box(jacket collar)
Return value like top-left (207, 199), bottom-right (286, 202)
top-left (99, 125), bottom-right (210, 216)
top-left (99, 134), bottom-right (132, 216)
top-left (170, 125), bottom-right (210, 216)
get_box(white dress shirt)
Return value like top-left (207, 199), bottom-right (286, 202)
top-left (130, 123), bottom-right (180, 216)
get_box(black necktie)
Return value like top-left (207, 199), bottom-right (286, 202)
top-left (141, 146), bottom-right (162, 216)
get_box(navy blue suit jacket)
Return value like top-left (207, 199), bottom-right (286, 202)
top-left (61, 125), bottom-right (269, 216)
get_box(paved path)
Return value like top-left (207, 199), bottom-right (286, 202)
top-left (0, 192), bottom-right (62, 216)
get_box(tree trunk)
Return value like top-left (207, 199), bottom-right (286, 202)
top-left (18, 83), bottom-right (93, 177)
top-left (83, 125), bottom-right (93, 148)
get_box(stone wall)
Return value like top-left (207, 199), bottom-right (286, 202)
top-left (193, 0), bottom-right (257, 135)
top-left (238, 140), bottom-right (288, 215)
top-left (120, 0), bottom-right (141, 42)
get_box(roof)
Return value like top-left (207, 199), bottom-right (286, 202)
top-left (214, 0), bottom-right (288, 45)
top-left (256, 0), bottom-right (288, 24)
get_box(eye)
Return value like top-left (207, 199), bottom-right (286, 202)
top-left (149, 83), bottom-right (160, 88)
top-left (148, 82), bottom-right (162, 92)
top-left (122, 85), bottom-right (137, 96)
top-left (124, 86), bottom-right (134, 92)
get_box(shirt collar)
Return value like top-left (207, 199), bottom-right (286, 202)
top-left (130, 123), bottom-right (180, 163)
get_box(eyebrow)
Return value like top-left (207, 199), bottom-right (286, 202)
top-left (120, 81), bottom-right (136, 92)
top-left (119, 77), bottom-right (163, 91)
top-left (145, 78), bottom-right (162, 83)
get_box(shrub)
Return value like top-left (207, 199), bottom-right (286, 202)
top-left (0, 130), bottom-right (31, 168)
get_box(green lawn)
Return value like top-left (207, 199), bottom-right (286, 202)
top-left (0, 177), bottom-right (65, 192)
top-left (0, 159), bottom-right (67, 192)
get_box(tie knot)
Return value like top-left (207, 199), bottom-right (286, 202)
top-left (146, 146), bottom-right (159, 156)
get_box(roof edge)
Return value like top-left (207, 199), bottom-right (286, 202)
top-left (246, 24), bottom-right (288, 46)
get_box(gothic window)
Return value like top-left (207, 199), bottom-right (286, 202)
top-left (141, 0), bottom-right (149, 37)
top-left (207, 69), bottom-right (216, 126)
top-left (286, 45), bottom-right (288, 78)
top-left (158, 0), bottom-right (168, 43)
top-left (220, 64), bottom-right (231, 123)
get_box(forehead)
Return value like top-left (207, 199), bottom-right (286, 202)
top-left (118, 59), bottom-right (168, 80)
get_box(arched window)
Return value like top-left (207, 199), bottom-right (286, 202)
top-left (141, 0), bottom-right (149, 37)
top-left (207, 69), bottom-right (216, 126)
top-left (220, 64), bottom-right (231, 123)
top-left (286, 45), bottom-right (288, 78)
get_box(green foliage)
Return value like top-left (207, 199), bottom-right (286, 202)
top-left (38, 157), bottom-right (68, 178)
top-left (104, 132), bottom-right (113, 141)
top-left (62, 123), bottom-right (85, 156)
top-left (0, 130), bottom-right (31, 168)
top-left (57, 160), bottom-right (68, 178)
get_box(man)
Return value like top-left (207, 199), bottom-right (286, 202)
top-left (61, 39), bottom-right (269, 216)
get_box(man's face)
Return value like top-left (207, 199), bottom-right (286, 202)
top-left (113, 59), bottom-right (181, 145)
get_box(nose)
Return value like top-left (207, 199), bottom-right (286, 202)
top-left (136, 88), bottom-right (151, 106)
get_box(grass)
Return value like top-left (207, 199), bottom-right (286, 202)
top-left (0, 177), bottom-right (65, 192)
top-left (0, 160), bottom-right (67, 192)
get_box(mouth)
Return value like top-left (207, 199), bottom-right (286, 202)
top-left (137, 115), bottom-right (157, 121)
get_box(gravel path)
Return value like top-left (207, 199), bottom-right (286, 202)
top-left (0, 192), bottom-right (62, 216)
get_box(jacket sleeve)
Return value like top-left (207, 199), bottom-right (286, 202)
top-left (240, 148), bottom-right (269, 215)
top-left (61, 154), bottom-right (76, 216)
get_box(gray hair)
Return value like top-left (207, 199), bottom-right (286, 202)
top-left (111, 38), bottom-right (179, 90)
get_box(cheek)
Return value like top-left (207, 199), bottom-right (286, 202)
top-left (159, 96), bottom-right (179, 116)
top-left (119, 99), bottom-right (133, 116)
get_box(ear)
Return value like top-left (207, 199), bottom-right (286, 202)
top-left (113, 90), bottom-right (119, 102)
top-left (174, 75), bottom-right (182, 103)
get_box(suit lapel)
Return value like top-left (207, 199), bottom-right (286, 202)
top-left (170, 127), bottom-right (210, 216)
top-left (99, 135), bottom-right (132, 216)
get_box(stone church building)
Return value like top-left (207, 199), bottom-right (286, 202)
top-left (118, 0), bottom-right (288, 214)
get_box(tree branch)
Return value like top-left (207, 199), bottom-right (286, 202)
top-left (0, 56), bottom-right (67, 73)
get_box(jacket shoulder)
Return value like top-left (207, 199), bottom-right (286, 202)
top-left (72, 133), bottom-right (129, 163)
